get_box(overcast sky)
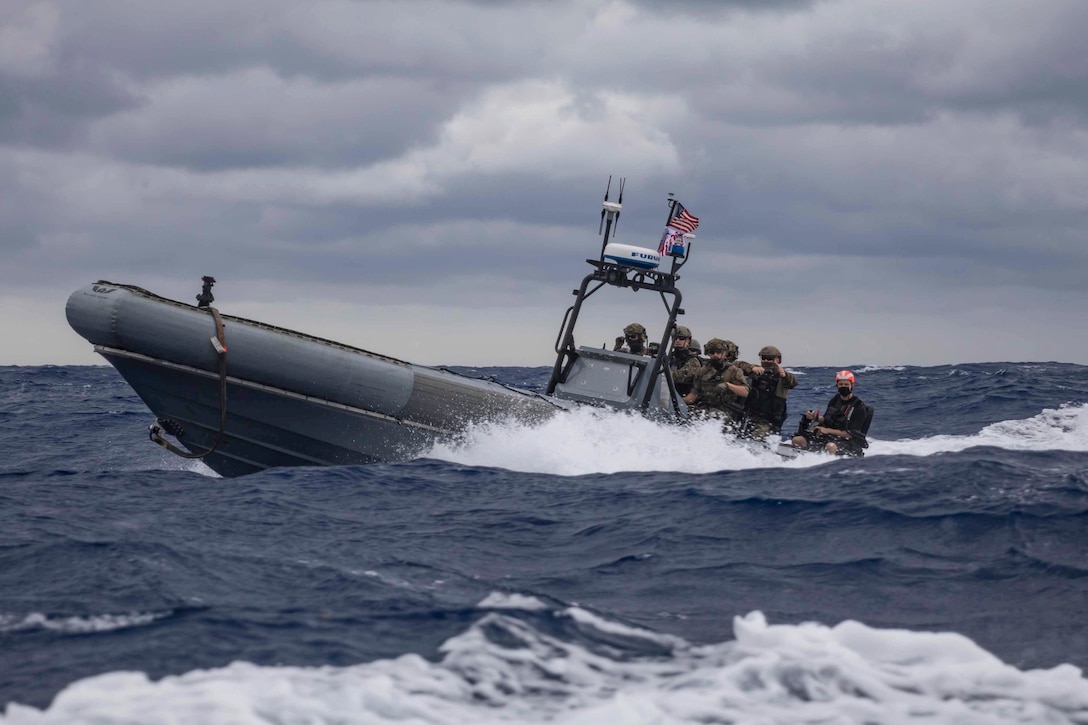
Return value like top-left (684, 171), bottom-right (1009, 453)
top-left (3, 0), bottom-right (1087, 368)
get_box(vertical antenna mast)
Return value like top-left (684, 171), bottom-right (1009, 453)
top-left (598, 176), bottom-right (625, 261)
top-left (598, 176), bottom-right (611, 237)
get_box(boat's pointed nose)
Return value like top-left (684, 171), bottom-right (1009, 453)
top-left (66, 282), bottom-right (123, 348)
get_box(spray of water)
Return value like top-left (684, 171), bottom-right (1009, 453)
top-left (428, 404), bottom-right (1088, 475)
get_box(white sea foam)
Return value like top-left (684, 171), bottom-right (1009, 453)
top-left (0, 611), bottom-right (168, 635)
top-left (477, 592), bottom-right (549, 611)
top-left (561, 606), bottom-right (685, 648)
top-left (426, 403), bottom-right (1088, 474)
top-left (854, 365), bottom-right (906, 373)
top-left (150, 451), bottom-right (220, 477)
top-left (428, 407), bottom-right (819, 475)
top-left (873, 402), bottom-right (1088, 457)
top-left (5, 610), bottom-right (1087, 724)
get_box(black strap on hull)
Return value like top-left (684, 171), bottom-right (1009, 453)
top-left (148, 306), bottom-right (229, 459)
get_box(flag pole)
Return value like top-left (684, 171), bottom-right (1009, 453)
top-left (663, 192), bottom-right (680, 276)
top-left (663, 192), bottom-right (677, 226)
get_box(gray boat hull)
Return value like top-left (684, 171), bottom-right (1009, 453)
top-left (66, 283), bottom-right (566, 476)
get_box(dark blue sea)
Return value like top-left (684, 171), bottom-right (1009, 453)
top-left (3, 362), bottom-right (1088, 723)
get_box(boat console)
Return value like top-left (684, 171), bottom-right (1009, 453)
top-left (545, 180), bottom-right (694, 419)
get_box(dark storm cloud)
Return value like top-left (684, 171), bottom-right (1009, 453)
top-left (55, 0), bottom-right (561, 83)
top-left (3, 0), bottom-right (1088, 365)
top-left (0, 68), bottom-right (137, 148)
top-left (88, 72), bottom-right (466, 171)
top-left (549, 1), bottom-right (1088, 130)
top-left (25, 0), bottom-right (589, 171)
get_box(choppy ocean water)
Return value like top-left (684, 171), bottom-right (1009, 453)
top-left (2, 362), bottom-right (1088, 724)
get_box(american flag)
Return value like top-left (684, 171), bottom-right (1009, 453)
top-left (669, 203), bottom-right (699, 234)
top-left (658, 227), bottom-right (685, 256)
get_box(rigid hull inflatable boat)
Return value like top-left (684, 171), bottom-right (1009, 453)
top-left (66, 281), bottom-right (573, 477)
top-left (67, 184), bottom-right (697, 477)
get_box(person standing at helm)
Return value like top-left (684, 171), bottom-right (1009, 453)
top-left (670, 325), bottom-right (702, 396)
top-left (613, 323), bottom-right (652, 356)
top-left (743, 345), bottom-right (797, 440)
top-left (683, 338), bottom-right (749, 427)
top-left (791, 370), bottom-right (873, 457)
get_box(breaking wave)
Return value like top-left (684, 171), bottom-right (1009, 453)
top-left (5, 606), bottom-right (1086, 724)
top-left (0, 611), bottom-right (170, 635)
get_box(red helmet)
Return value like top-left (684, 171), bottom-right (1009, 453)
top-left (835, 370), bottom-right (855, 385)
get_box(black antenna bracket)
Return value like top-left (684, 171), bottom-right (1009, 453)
top-left (197, 276), bottom-right (216, 308)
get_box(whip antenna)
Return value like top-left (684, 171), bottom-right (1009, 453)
top-left (598, 175), bottom-right (611, 235)
top-left (598, 176), bottom-right (625, 261)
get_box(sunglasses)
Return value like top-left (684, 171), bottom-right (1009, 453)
top-left (761, 356), bottom-right (776, 361)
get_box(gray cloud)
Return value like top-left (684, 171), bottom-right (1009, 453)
top-left (0, 66), bottom-right (137, 147)
top-left (87, 71), bottom-right (464, 170)
top-left (2, 0), bottom-right (1087, 366)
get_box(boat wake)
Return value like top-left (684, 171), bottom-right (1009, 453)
top-left (872, 402), bottom-right (1088, 457)
top-left (428, 408), bottom-right (809, 475)
top-left (428, 404), bottom-right (1088, 475)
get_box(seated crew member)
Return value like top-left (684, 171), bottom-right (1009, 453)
top-left (742, 345), bottom-right (798, 440)
top-left (682, 338), bottom-right (749, 427)
top-left (791, 370), bottom-right (873, 457)
top-left (670, 325), bottom-right (702, 396)
top-left (613, 322), bottom-right (652, 356)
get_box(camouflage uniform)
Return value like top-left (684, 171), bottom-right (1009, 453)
top-left (672, 352), bottom-right (703, 395)
top-left (687, 361), bottom-right (749, 425)
top-left (743, 345), bottom-right (797, 440)
top-left (614, 322), bottom-right (652, 356)
top-left (669, 325), bottom-right (702, 396)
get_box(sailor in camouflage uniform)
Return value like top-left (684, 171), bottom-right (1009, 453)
top-left (670, 325), bottom-right (702, 396)
top-left (682, 338), bottom-right (750, 428)
top-left (613, 322), bottom-right (652, 356)
top-left (742, 345), bottom-right (797, 440)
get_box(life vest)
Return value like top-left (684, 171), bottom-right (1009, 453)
top-left (671, 350), bottom-right (700, 396)
top-left (746, 371), bottom-right (788, 428)
top-left (690, 364), bottom-right (723, 409)
top-left (694, 363), bottom-right (745, 417)
top-left (826, 397), bottom-right (873, 448)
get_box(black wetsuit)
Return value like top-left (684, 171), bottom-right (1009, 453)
top-left (801, 394), bottom-right (871, 456)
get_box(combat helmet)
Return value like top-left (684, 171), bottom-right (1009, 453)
top-left (722, 340), bottom-right (739, 362)
top-left (704, 338), bottom-right (727, 354)
top-left (758, 345), bottom-right (782, 360)
top-left (673, 325), bottom-right (692, 340)
top-left (624, 323), bottom-right (647, 338)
